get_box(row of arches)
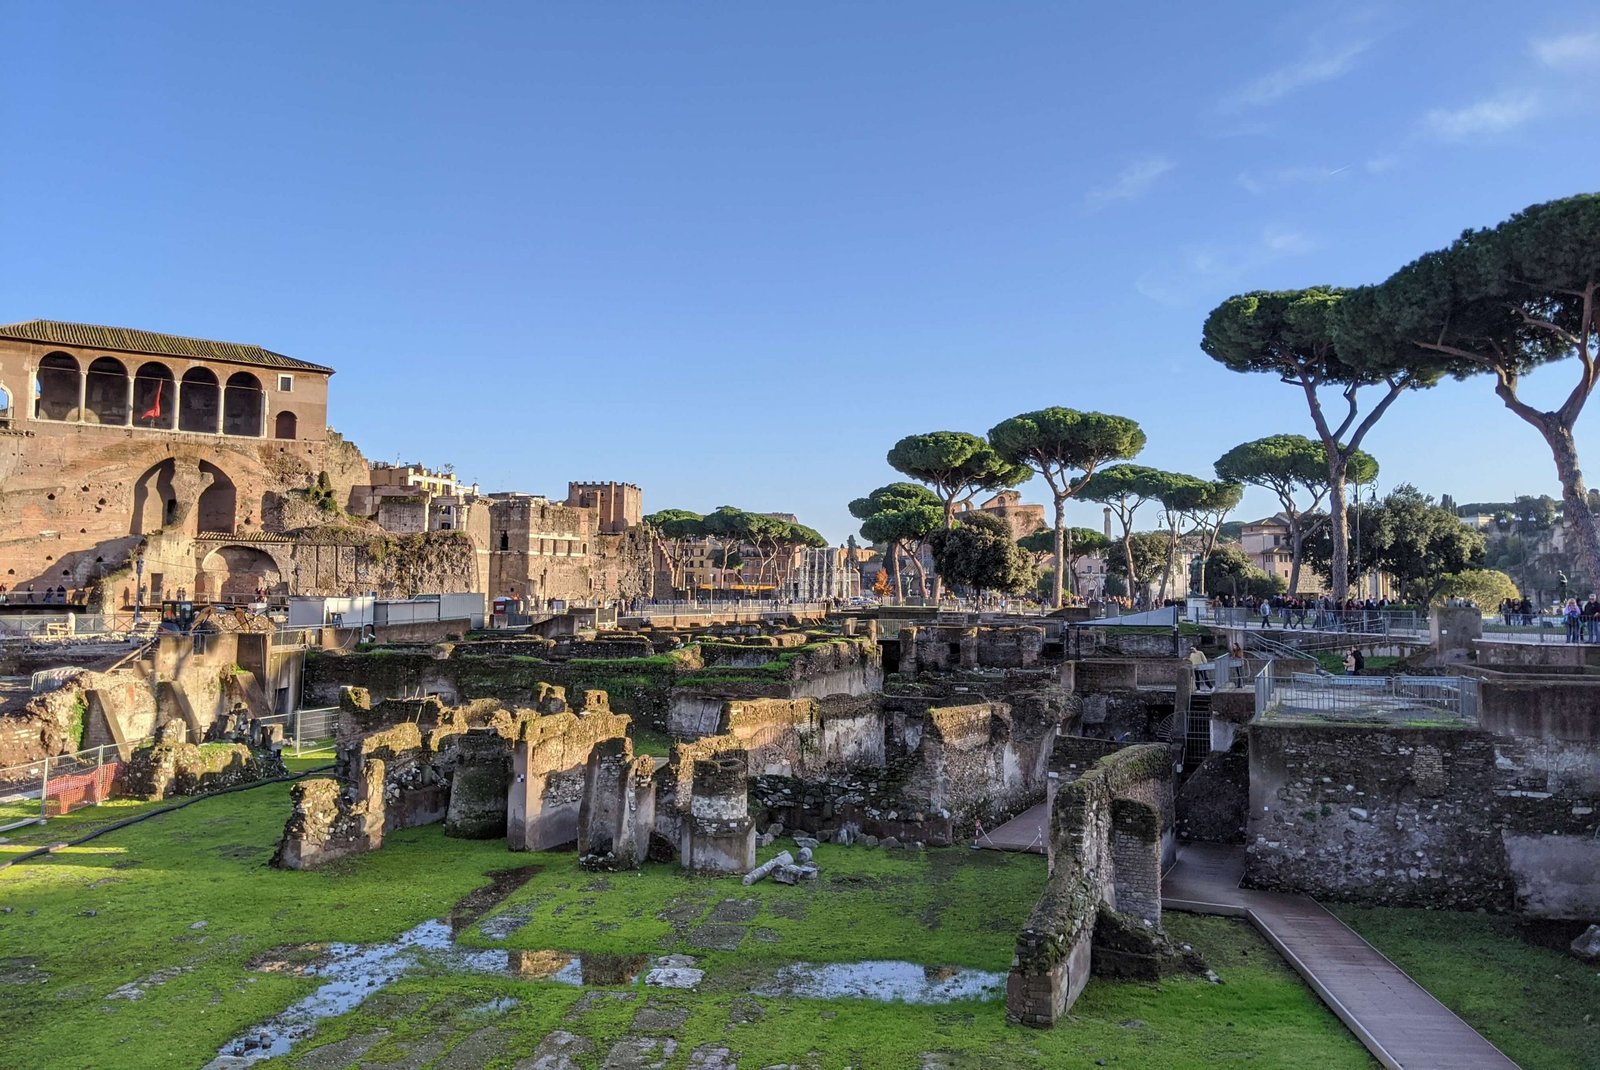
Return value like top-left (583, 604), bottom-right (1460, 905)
top-left (28, 353), bottom-right (296, 438)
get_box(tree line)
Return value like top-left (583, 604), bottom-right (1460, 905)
top-left (844, 193), bottom-right (1597, 607)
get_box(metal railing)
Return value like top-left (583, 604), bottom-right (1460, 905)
top-left (1482, 617), bottom-right (1600, 644)
top-left (1189, 605), bottom-right (1425, 636)
top-left (255, 706), bottom-right (340, 755)
top-left (1253, 660), bottom-right (1478, 724)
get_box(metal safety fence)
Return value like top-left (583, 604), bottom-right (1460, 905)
top-left (255, 706), bottom-right (340, 755)
top-left (0, 740), bottom-right (153, 830)
top-left (1253, 660), bottom-right (1478, 724)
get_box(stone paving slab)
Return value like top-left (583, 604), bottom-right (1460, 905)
top-left (1163, 843), bottom-right (1519, 1070)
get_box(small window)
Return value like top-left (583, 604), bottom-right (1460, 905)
top-left (277, 374), bottom-right (294, 392)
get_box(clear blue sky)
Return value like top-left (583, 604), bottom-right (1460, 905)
top-left (4, 2), bottom-right (1598, 542)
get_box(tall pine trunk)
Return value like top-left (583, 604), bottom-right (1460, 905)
top-left (1539, 419), bottom-right (1600, 590)
top-left (1051, 498), bottom-right (1066, 608)
top-left (1325, 454), bottom-right (1350, 600)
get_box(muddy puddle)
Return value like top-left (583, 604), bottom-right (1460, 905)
top-left (206, 873), bottom-right (999, 1067)
top-left (751, 961), bottom-right (1006, 1003)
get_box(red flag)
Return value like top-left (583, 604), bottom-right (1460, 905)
top-left (140, 381), bottom-right (163, 421)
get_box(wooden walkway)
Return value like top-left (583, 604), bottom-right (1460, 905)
top-left (1163, 843), bottom-right (1519, 1070)
top-left (975, 802), bottom-right (1046, 854)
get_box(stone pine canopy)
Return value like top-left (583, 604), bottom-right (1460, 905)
top-left (0, 319), bottom-right (335, 375)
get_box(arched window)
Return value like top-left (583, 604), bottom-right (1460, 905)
top-left (133, 362), bottom-right (176, 430)
top-left (84, 357), bottom-right (131, 425)
top-left (0, 384), bottom-right (11, 427)
top-left (34, 352), bottom-right (79, 421)
top-left (273, 410), bottom-right (297, 440)
top-left (179, 367), bottom-right (220, 433)
top-left (223, 372), bottom-right (263, 436)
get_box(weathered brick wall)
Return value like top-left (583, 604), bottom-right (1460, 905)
top-left (1175, 741), bottom-right (1249, 844)
top-left (1246, 721), bottom-right (1600, 915)
top-left (1007, 743), bottom-right (1171, 1028)
top-left (1078, 689), bottom-right (1175, 743)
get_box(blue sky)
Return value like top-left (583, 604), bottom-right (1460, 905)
top-left (3, 2), bottom-right (1598, 543)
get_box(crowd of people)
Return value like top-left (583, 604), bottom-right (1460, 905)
top-left (1208, 592), bottom-right (1401, 630)
top-left (0, 583), bottom-right (72, 604)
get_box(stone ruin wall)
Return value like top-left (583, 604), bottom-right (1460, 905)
top-left (1247, 718), bottom-right (1600, 917)
top-left (896, 624), bottom-right (1046, 676)
top-left (0, 424), bottom-right (370, 600)
top-left (1006, 742), bottom-right (1174, 1029)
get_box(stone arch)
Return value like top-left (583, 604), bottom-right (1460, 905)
top-left (179, 366), bottom-right (220, 433)
top-left (133, 362), bottom-right (176, 430)
top-left (0, 382), bottom-right (12, 426)
top-left (200, 545), bottom-right (282, 602)
top-left (130, 460), bottom-right (177, 535)
top-left (273, 410), bottom-right (297, 440)
top-left (197, 460), bottom-right (237, 534)
top-left (34, 352), bottom-right (79, 421)
top-left (223, 371), bottom-right (263, 437)
top-left (84, 356), bottom-right (130, 425)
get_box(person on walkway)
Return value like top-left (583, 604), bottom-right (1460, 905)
top-left (1259, 598), bottom-right (1271, 628)
top-left (1188, 647), bottom-right (1213, 691)
top-left (1230, 643), bottom-right (1247, 686)
top-left (1564, 598), bottom-right (1582, 643)
top-left (1585, 595), bottom-right (1600, 643)
top-left (1343, 649), bottom-right (1357, 675)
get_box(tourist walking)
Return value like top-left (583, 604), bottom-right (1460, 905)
top-left (1258, 598), bottom-right (1271, 628)
top-left (1584, 595), bottom-right (1600, 643)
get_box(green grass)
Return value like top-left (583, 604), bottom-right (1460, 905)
top-left (1313, 653), bottom-right (1403, 675)
top-left (0, 750), bottom-right (334, 853)
top-left (0, 780), bottom-right (1377, 1070)
top-left (1333, 906), bottom-right (1600, 1070)
top-left (629, 727), bottom-right (674, 760)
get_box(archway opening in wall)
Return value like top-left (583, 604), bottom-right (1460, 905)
top-left (197, 461), bottom-right (237, 533)
top-left (273, 410), bottom-right (297, 440)
top-left (133, 362), bottom-right (176, 430)
top-left (200, 545), bottom-right (282, 603)
top-left (84, 357), bottom-right (130, 425)
top-left (130, 459), bottom-right (177, 534)
top-left (179, 367), bottom-right (220, 433)
top-left (34, 352), bottom-right (79, 421)
top-left (0, 384), bottom-right (11, 427)
top-left (223, 372), bottom-right (263, 436)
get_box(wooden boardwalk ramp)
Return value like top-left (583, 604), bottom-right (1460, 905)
top-left (1163, 843), bottom-right (1519, 1070)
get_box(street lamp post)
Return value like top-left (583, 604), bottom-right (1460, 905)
top-left (133, 553), bottom-right (145, 627)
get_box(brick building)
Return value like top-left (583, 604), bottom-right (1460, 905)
top-left (0, 319), bottom-right (370, 603)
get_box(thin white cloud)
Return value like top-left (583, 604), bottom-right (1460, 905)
top-left (1222, 41), bottom-right (1369, 110)
top-left (1262, 227), bottom-right (1316, 256)
top-left (1236, 165), bottom-right (1353, 195)
top-left (1532, 31), bottom-right (1600, 68)
top-left (1423, 90), bottom-right (1541, 140)
top-left (1135, 227), bottom-right (1317, 307)
top-left (1085, 156), bottom-right (1175, 209)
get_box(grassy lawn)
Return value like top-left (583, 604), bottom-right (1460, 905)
top-left (0, 749), bottom-right (333, 854)
top-left (1333, 906), bottom-right (1600, 1070)
top-left (0, 777), bottom-right (1375, 1070)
